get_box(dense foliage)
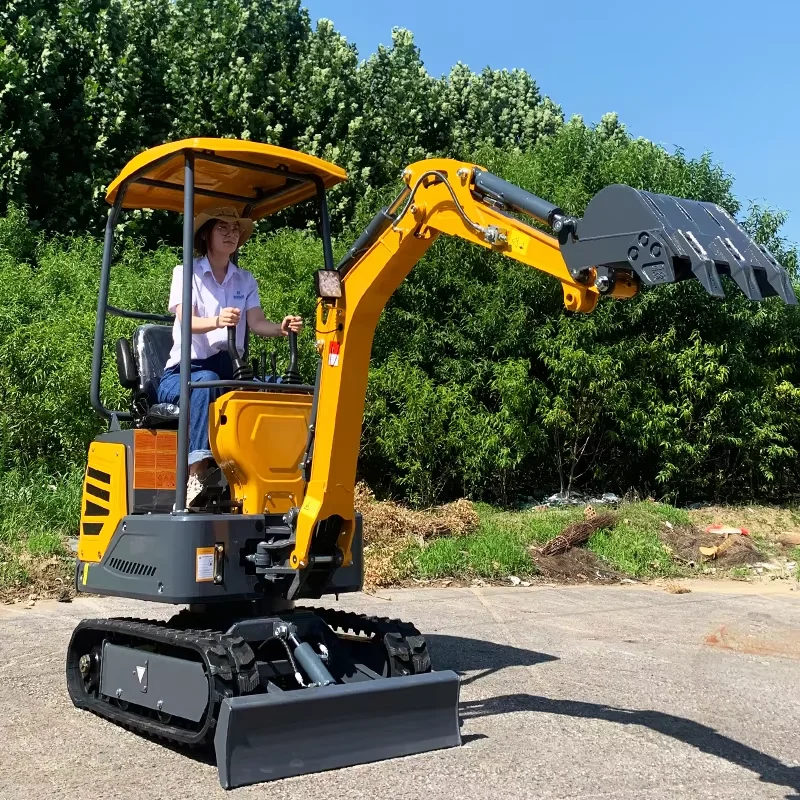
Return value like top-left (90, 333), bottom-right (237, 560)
top-left (1, 0), bottom-right (560, 235)
top-left (1, 0), bottom-right (799, 506)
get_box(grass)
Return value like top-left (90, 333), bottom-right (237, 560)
top-left (587, 501), bottom-right (692, 577)
top-left (407, 512), bottom-right (535, 580)
top-left (0, 466), bottom-right (81, 595)
top-left (792, 547), bottom-right (800, 581)
top-left (0, 464), bottom-right (789, 596)
top-left (730, 566), bottom-right (751, 581)
top-left (400, 499), bottom-right (695, 583)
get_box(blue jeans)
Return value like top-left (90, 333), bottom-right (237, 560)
top-left (157, 351), bottom-right (233, 466)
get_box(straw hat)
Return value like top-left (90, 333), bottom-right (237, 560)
top-left (193, 205), bottom-right (254, 247)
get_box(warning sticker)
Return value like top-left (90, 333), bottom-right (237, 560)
top-left (508, 229), bottom-right (529, 256)
top-left (328, 340), bottom-right (341, 367)
top-left (196, 547), bottom-right (215, 582)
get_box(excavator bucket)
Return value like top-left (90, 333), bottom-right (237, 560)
top-left (558, 184), bottom-right (798, 304)
top-left (214, 670), bottom-right (462, 789)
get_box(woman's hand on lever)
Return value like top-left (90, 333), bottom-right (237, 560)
top-left (175, 304), bottom-right (239, 333)
top-left (280, 315), bottom-right (303, 335)
top-left (216, 307), bottom-right (241, 328)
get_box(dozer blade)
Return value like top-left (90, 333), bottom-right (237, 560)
top-left (558, 184), bottom-right (798, 304)
top-left (214, 670), bottom-right (462, 789)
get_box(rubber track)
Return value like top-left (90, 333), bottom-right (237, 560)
top-left (68, 609), bottom-right (432, 749)
top-left (66, 617), bottom-right (259, 748)
top-left (300, 606), bottom-right (433, 676)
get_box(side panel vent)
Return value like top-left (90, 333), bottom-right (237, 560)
top-left (108, 557), bottom-right (157, 578)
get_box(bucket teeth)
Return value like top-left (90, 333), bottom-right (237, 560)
top-left (558, 184), bottom-right (798, 305)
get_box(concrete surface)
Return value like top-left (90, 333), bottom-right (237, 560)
top-left (3, 582), bottom-right (800, 800)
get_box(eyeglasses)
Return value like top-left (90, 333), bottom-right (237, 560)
top-left (215, 221), bottom-right (241, 236)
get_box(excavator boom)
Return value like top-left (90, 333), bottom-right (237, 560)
top-left (68, 141), bottom-right (797, 789)
top-left (288, 158), bottom-right (797, 592)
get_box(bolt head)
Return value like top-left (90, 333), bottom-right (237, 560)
top-left (595, 275), bottom-right (611, 292)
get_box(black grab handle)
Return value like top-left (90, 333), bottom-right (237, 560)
top-left (227, 325), bottom-right (254, 381)
top-left (282, 330), bottom-right (302, 384)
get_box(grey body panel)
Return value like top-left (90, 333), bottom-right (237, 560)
top-left (213, 670), bottom-right (462, 789)
top-left (99, 642), bottom-right (209, 722)
top-left (77, 512), bottom-right (363, 604)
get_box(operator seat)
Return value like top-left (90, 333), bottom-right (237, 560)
top-left (115, 323), bottom-right (180, 427)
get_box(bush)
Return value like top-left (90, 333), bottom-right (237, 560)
top-left (1, 119), bottom-right (799, 507)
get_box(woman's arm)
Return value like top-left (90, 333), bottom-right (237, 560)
top-left (174, 304), bottom-right (240, 333)
top-left (246, 306), bottom-right (303, 337)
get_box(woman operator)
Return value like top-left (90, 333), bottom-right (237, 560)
top-left (157, 205), bottom-right (303, 507)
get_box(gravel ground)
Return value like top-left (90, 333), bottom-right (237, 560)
top-left (3, 582), bottom-right (800, 800)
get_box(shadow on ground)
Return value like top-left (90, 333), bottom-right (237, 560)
top-left (462, 694), bottom-right (800, 798)
top-left (425, 634), bottom-right (558, 685)
top-left (77, 632), bottom-right (800, 799)
top-left (428, 633), bottom-right (800, 799)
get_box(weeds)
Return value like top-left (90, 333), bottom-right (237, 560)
top-left (407, 516), bottom-right (534, 580)
top-left (399, 500), bottom-right (695, 583)
top-left (0, 466), bottom-right (80, 595)
top-left (792, 547), bottom-right (800, 580)
top-left (0, 466), bottom-right (791, 598)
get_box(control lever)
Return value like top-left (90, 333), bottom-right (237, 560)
top-left (227, 325), bottom-right (254, 381)
top-left (282, 331), bottom-right (302, 384)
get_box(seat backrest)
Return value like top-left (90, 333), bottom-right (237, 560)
top-left (133, 324), bottom-right (174, 401)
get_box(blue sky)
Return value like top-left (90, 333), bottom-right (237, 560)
top-left (301, 0), bottom-right (799, 250)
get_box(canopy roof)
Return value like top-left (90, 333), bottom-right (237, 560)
top-left (105, 138), bottom-right (347, 220)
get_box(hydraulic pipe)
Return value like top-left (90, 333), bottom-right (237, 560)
top-left (472, 168), bottom-right (564, 228)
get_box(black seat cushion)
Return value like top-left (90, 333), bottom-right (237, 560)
top-left (133, 323), bottom-right (175, 404)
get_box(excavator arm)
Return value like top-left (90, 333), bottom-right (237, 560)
top-left (287, 157), bottom-right (797, 596)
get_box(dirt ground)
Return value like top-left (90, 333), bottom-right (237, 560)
top-left (530, 548), bottom-right (626, 583)
top-left (4, 495), bottom-right (800, 608)
top-left (0, 553), bottom-right (73, 606)
top-left (687, 504), bottom-right (800, 549)
top-left (660, 523), bottom-right (761, 568)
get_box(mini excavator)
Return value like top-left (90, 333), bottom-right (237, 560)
top-left (66, 138), bottom-right (797, 789)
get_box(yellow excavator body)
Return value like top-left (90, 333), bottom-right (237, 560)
top-left (209, 390), bottom-right (313, 515)
top-left (68, 138), bottom-right (796, 790)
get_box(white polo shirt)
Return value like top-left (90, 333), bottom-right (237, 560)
top-left (165, 256), bottom-right (261, 369)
